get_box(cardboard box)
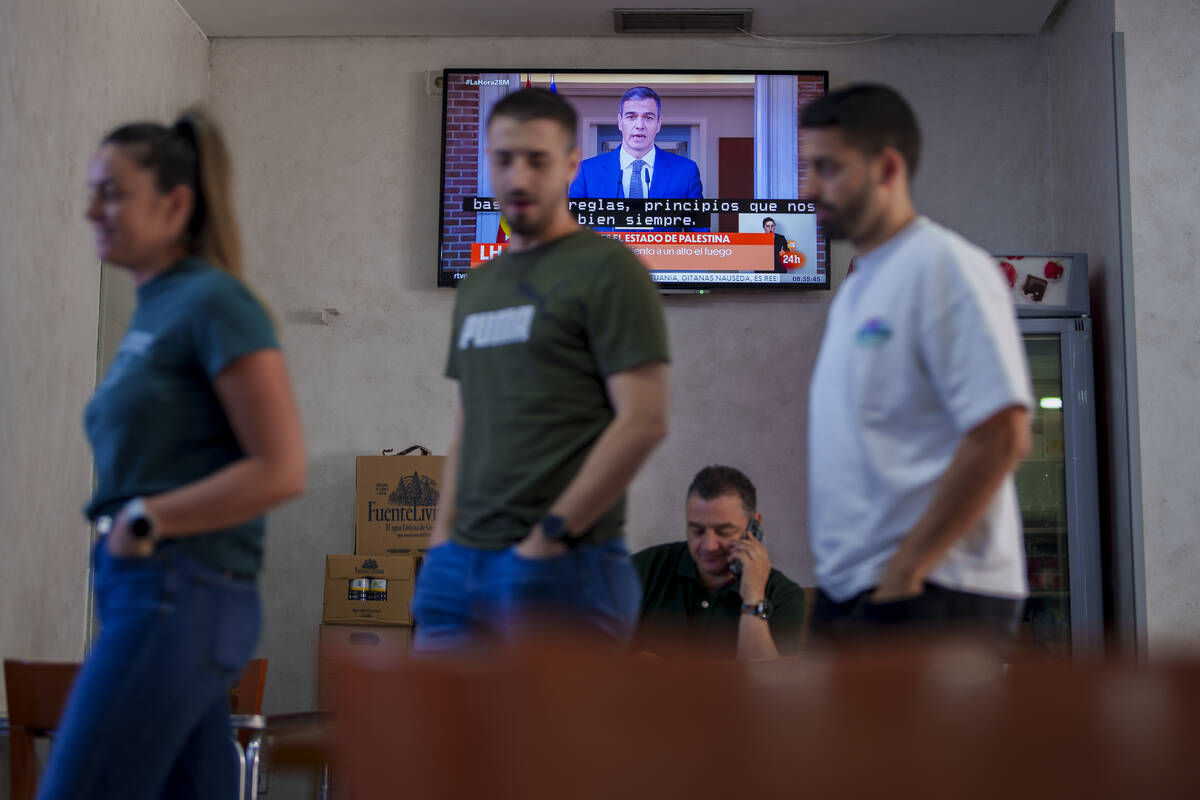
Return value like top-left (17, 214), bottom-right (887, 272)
top-left (317, 623), bottom-right (412, 710)
top-left (355, 451), bottom-right (445, 555)
top-left (322, 554), bottom-right (415, 625)
top-left (317, 622), bottom-right (414, 799)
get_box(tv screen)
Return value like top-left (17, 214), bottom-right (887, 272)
top-left (437, 69), bottom-right (830, 291)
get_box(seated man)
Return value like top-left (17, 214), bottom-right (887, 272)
top-left (631, 465), bottom-right (807, 660)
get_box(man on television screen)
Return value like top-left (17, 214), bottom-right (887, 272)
top-left (569, 86), bottom-right (703, 201)
top-left (763, 217), bottom-right (790, 273)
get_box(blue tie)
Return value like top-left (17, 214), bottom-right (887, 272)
top-left (628, 159), bottom-right (646, 199)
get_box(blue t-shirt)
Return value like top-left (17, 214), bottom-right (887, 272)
top-left (84, 257), bottom-right (279, 573)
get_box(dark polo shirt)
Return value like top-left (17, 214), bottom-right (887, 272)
top-left (631, 541), bottom-right (808, 659)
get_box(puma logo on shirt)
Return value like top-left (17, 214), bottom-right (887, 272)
top-left (458, 305), bottom-right (536, 350)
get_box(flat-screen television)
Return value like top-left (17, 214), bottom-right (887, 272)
top-left (437, 69), bottom-right (830, 291)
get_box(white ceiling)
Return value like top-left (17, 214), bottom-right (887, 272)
top-left (179, 0), bottom-right (1065, 38)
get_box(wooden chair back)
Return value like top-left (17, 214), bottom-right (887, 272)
top-left (230, 657), bottom-right (268, 715)
top-left (4, 657), bottom-right (268, 798)
top-left (4, 661), bottom-right (80, 800)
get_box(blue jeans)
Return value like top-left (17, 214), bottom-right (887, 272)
top-left (411, 539), bottom-right (642, 652)
top-left (38, 539), bottom-right (260, 800)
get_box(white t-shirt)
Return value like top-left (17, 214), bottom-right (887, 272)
top-left (808, 217), bottom-right (1033, 602)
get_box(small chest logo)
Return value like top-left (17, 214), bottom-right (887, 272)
top-left (458, 304), bottom-right (536, 350)
top-left (120, 330), bottom-right (155, 356)
top-left (855, 318), bottom-right (892, 346)
top-left (97, 330), bottom-right (156, 392)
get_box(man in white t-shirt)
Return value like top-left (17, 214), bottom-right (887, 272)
top-left (802, 84), bottom-right (1034, 644)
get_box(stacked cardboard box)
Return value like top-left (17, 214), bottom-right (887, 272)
top-left (353, 451), bottom-right (444, 557)
top-left (321, 554), bottom-right (416, 627)
top-left (316, 624), bottom-right (412, 709)
top-left (319, 450), bottom-right (445, 710)
top-left (316, 624), bottom-right (414, 798)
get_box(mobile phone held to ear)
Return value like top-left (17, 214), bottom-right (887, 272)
top-left (729, 519), bottom-right (765, 577)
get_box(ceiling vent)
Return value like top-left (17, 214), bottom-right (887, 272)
top-left (613, 8), bottom-right (754, 35)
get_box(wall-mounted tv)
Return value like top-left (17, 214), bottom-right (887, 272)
top-left (437, 69), bottom-right (830, 292)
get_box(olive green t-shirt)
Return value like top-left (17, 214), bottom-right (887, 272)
top-left (446, 229), bottom-right (669, 549)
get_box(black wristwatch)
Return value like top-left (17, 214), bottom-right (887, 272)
top-left (741, 599), bottom-right (772, 620)
top-left (540, 513), bottom-right (581, 549)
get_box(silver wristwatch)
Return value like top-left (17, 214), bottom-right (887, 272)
top-left (123, 497), bottom-right (159, 541)
top-left (741, 599), bottom-right (772, 620)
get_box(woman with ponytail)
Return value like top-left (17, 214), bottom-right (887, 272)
top-left (38, 108), bottom-right (306, 799)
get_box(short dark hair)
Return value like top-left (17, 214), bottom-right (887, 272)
top-left (686, 465), bottom-right (757, 516)
top-left (762, 217), bottom-right (776, 229)
top-left (800, 83), bottom-right (921, 178)
top-left (487, 88), bottom-right (578, 144)
top-left (619, 86), bottom-right (662, 118)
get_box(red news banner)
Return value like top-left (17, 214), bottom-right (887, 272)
top-left (471, 232), bottom-right (804, 271)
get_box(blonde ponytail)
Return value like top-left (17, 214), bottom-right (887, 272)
top-left (173, 107), bottom-right (244, 277)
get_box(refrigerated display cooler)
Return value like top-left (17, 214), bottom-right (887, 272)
top-left (996, 253), bottom-right (1102, 658)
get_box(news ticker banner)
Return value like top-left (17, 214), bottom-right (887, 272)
top-left (471, 232), bottom-right (809, 272)
top-left (462, 197), bottom-right (817, 230)
top-left (653, 271), bottom-right (824, 285)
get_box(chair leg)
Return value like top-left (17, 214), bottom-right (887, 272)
top-left (318, 763), bottom-right (331, 800)
top-left (231, 737), bottom-right (246, 800)
top-left (245, 733), bottom-right (263, 800)
top-left (10, 728), bottom-right (39, 800)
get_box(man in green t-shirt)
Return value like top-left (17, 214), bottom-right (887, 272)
top-left (632, 466), bottom-right (808, 660)
top-left (411, 88), bottom-right (670, 651)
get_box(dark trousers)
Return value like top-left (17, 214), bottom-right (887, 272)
top-left (810, 582), bottom-right (1024, 646)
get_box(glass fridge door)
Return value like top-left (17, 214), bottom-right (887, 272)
top-left (1016, 319), bottom-right (1102, 658)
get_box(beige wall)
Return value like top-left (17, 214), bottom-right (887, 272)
top-left (1116, 0), bottom-right (1200, 654)
top-left (205, 34), bottom-right (1052, 738)
top-left (0, 0), bottom-right (208, 713)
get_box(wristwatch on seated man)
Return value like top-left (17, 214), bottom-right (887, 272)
top-left (741, 599), bottom-right (773, 620)
top-left (539, 513), bottom-right (581, 549)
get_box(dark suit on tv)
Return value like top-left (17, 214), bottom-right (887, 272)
top-left (772, 232), bottom-right (789, 272)
top-left (569, 147), bottom-right (705, 232)
top-left (569, 147), bottom-right (704, 201)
